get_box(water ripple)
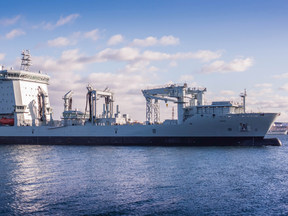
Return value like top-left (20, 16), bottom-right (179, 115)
top-left (0, 136), bottom-right (288, 215)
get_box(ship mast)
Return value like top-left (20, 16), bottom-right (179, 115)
top-left (240, 89), bottom-right (247, 113)
top-left (20, 50), bottom-right (32, 71)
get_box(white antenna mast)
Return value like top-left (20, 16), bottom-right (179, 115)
top-left (20, 50), bottom-right (32, 71)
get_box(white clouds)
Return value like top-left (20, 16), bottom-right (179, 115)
top-left (279, 83), bottom-right (288, 91)
top-left (0, 15), bottom-right (21, 26)
top-left (44, 29), bottom-right (100, 48)
top-left (47, 37), bottom-right (75, 47)
top-left (131, 37), bottom-right (157, 47)
top-left (30, 49), bottom-right (86, 72)
top-left (273, 73), bottom-right (288, 79)
top-left (0, 53), bottom-right (6, 61)
top-left (147, 66), bottom-right (160, 72)
top-left (5, 29), bottom-right (25, 39)
top-left (29, 48), bottom-right (139, 73)
top-left (169, 61), bottom-right (177, 67)
top-left (107, 34), bottom-right (124, 46)
top-left (85, 73), bottom-right (148, 91)
top-left (94, 47), bottom-right (140, 62)
top-left (76, 47), bottom-right (221, 64)
top-left (140, 50), bottom-right (222, 62)
top-left (44, 14), bottom-right (80, 30)
top-left (129, 35), bottom-right (180, 47)
top-left (220, 90), bottom-right (235, 95)
top-left (117, 61), bottom-right (150, 73)
top-left (255, 83), bottom-right (272, 87)
top-left (247, 94), bottom-right (288, 112)
top-left (159, 35), bottom-right (180, 46)
top-left (178, 75), bottom-right (194, 82)
top-left (249, 88), bottom-right (273, 96)
top-left (84, 29), bottom-right (99, 41)
top-left (55, 14), bottom-right (80, 27)
top-left (29, 47), bottom-right (222, 75)
top-left (117, 60), bottom-right (162, 74)
top-left (200, 58), bottom-right (254, 74)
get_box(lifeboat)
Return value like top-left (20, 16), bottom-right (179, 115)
top-left (0, 117), bottom-right (14, 126)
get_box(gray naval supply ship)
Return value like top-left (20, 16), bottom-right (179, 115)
top-left (0, 50), bottom-right (281, 146)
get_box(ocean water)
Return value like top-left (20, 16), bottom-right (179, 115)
top-left (1, 136), bottom-right (288, 215)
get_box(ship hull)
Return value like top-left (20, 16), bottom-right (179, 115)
top-left (0, 136), bottom-right (281, 146)
top-left (0, 113), bottom-right (280, 146)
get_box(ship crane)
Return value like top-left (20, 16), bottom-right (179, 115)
top-left (142, 90), bottom-right (176, 124)
top-left (142, 84), bottom-right (207, 124)
top-left (63, 90), bottom-right (74, 111)
top-left (142, 84), bottom-right (187, 125)
top-left (86, 85), bottom-right (114, 124)
top-left (186, 87), bottom-right (207, 106)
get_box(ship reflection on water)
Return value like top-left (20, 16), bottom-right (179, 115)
top-left (1, 136), bottom-right (288, 215)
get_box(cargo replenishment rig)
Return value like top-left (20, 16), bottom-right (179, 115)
top-left (0, 51), bottom-right (281, 146)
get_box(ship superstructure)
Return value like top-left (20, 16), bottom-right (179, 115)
top-left (0, 51), bottom-right (281, 146)
top-left (142, 84), bottom-right (247, 125)
top-left (0, 50), bottom-right (52, 126)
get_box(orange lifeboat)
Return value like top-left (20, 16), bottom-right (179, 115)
top-left (0, 117), bottom-right (14, 126)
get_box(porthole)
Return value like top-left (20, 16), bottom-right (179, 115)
top-left (152, 129), bottom-right (156, 133)
top-left (228, 128), bottom-right (232, 131)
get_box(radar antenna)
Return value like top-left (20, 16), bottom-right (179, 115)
top-left (20, 50), bottom-right (32, 71)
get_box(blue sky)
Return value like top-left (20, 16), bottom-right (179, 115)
top-left (1, 0), bottom-right (288, 121)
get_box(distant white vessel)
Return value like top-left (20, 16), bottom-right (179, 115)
top-left (266, 130), bottom-right (287, 135)
top-left (0, 50), bottom-right (282, 146)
